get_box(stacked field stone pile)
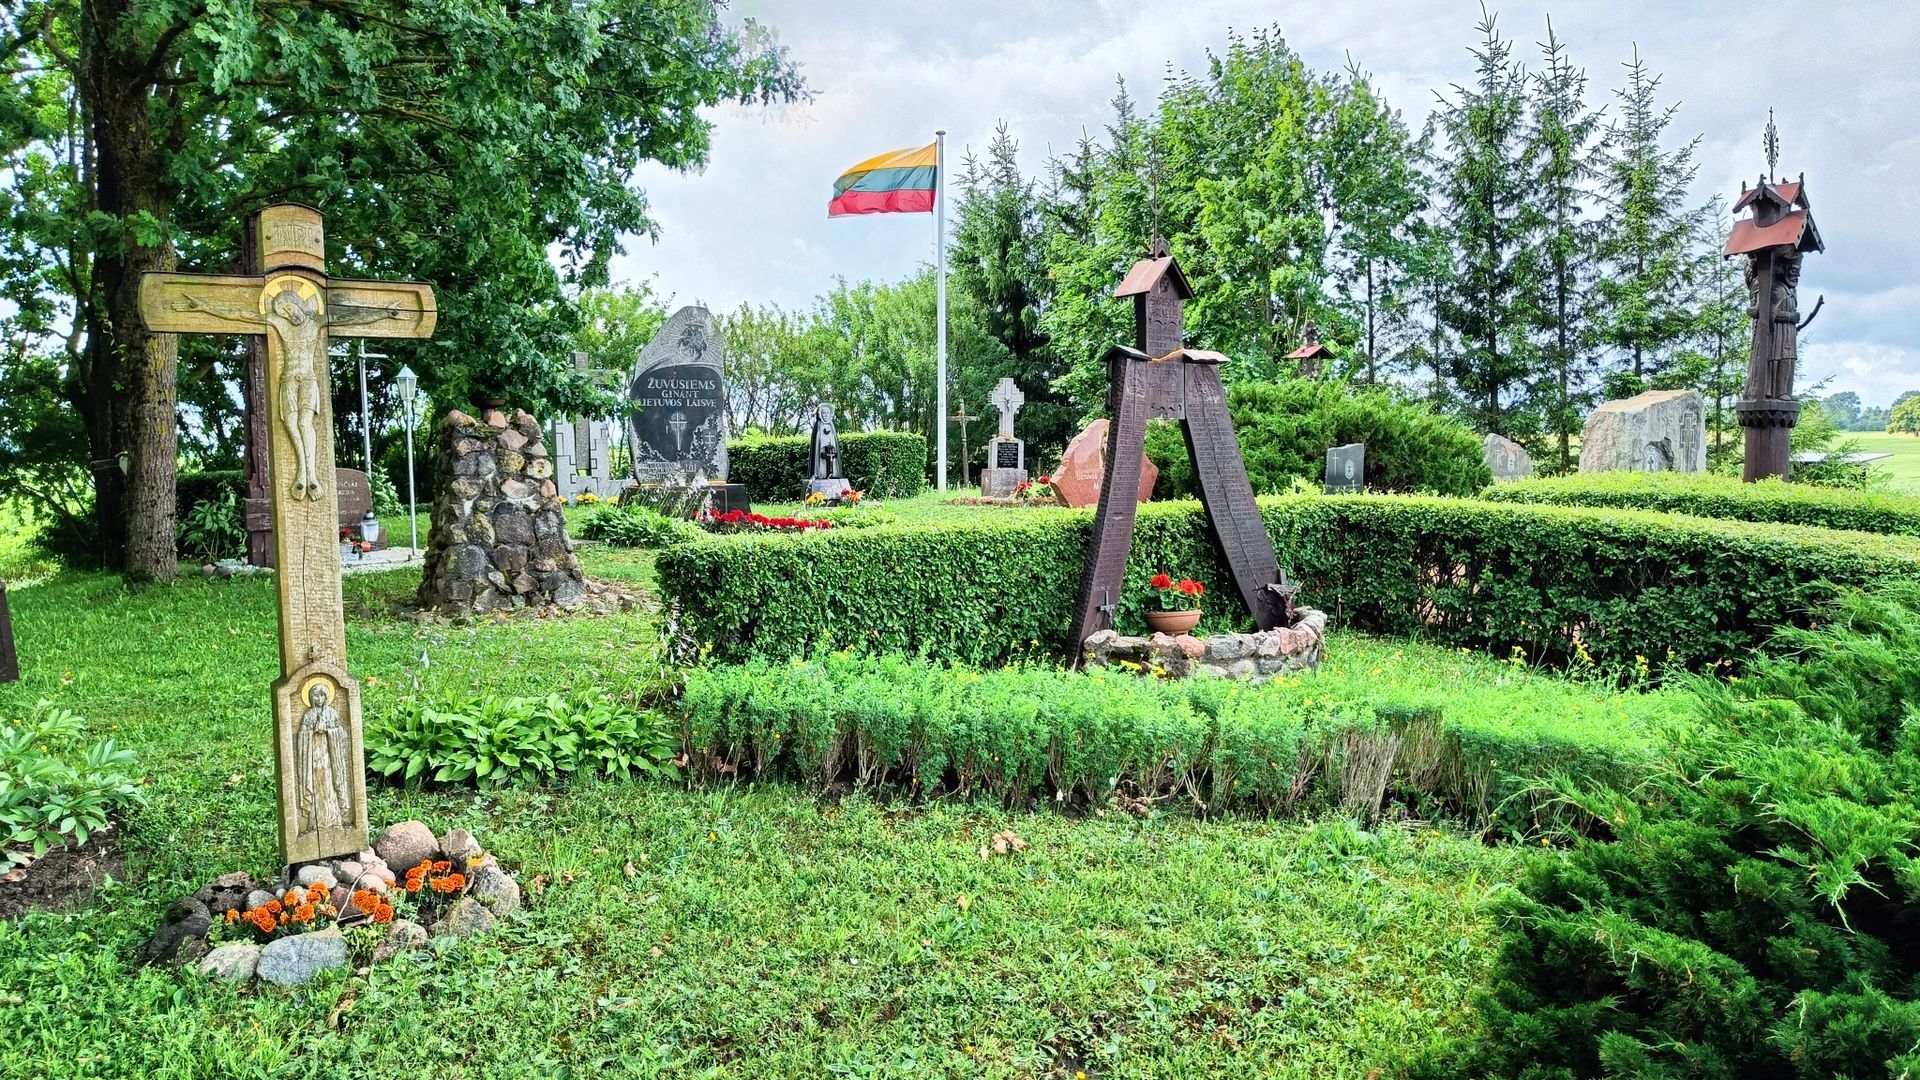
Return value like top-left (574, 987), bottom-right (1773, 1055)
top-left (1084, 608), bottom-right (1327, 682)
top-left (417, 407), bottom-right (587, 614)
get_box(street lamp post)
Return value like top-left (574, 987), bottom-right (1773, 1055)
top-left (396, 364), bottom-right (420, 557)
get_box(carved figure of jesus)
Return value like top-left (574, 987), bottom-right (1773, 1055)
top-left (169, 285), bottom-right (399, 501)
top-left (297, 682), bottom-right (350, 831)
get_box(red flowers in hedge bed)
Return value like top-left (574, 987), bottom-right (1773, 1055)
top-left (698, 508), bottom-right (833, 533)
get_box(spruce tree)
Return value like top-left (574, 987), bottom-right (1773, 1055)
top-left (1594, 47), bottom-right (1707, 388)
top-left (1524, 19), bottom-right (1605, 470)
top-left (1432, 9), bottom-right (1543, 436)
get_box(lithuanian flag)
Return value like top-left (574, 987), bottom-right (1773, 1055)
top-left (829, 143), bottom-right (937, 217)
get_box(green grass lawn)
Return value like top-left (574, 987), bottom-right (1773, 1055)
top-left (0, 540), bottom-right (1633, 1077)
top-left (1849, 431), bottom-right (1920, 494)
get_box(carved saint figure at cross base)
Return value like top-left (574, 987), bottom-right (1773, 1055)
top-left (170, 278), bottom-right (400, 501)
top-left (296, 681), bottom-right (351, 831)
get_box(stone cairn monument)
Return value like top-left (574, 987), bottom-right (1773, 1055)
top-left (979, 377), bottom-right (1028, 498)
top-left (416, 407), bottom-right (587, 614)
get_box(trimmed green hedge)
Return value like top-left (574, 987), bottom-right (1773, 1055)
top-left (175, 469), bottom-right (244, 521)
top-left (655, 494), bottom-right (1920, 673)
top-left (1485, 471), bottom-right (1920, 536)
top-left (677, 642), bottom-right (1677, 828)
top-left (726, 431), bottom-right (927, 501)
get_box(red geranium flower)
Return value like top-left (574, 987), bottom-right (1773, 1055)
top-left (1177, 578), bottom-right (1204, 597)
top-left (1149, 572), bottom-right (1174, 590)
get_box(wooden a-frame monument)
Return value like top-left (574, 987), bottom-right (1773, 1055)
top-left (1066, 239), bottom-right (1300, 662)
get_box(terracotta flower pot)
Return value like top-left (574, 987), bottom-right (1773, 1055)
top-left (1144, 608), bottom-right (1201, 635)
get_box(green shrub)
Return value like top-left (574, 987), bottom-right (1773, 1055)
top-left (1146, 379), bottom-right (1491, 497)
top-left (366, 691), bottom-right (680, 788)
top-left (726, 430), bottom-right (928, 501)
top-left (1486, 471), bottom-right (1920, 537)
top-left (1439, 582), bottom-right (1920, 1078)
top-left (578, 503), bottom-right (702, 548)
top-left (0, 700), bottom-right (144, 869)
top-left (656, 495), bottom-right (1920, 675)
top-left (676, 641), bottom-right (1675, 829)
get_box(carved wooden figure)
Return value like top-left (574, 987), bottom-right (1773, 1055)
top-left (1724, 114), bottom-right (1824, 482)
top-left (139, 204), bottom-right (436, 864)
top-left (1068, 241), bottom-right (1297, 661)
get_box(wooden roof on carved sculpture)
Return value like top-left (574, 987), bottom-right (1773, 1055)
top-left (1112, 255), bottom-right (1194, 300)
top-left (1724, 208), bottom-right (1824, 256)
top-left (1105, 344), bottom-right (1229, 365)
top-left (1285, 342), bottom-right (1332, 360)
top-left (1733, 179), bottom-right (1806, 212)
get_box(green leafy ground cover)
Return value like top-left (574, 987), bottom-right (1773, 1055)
top-left (0, 550), bottom-right (1618, 1077)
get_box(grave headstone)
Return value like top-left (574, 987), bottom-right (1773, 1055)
top-left (980, 377), bottom-right (1028, 498)
top-left (1052, 418), bottom-right (1157, 508)
top-left (139, 203), bottom-right (437, 865)
top-left (627, 306), bottom-right (727, 486)
top-left (553, 351), bottom-right (624, 500)
top-left (1324, 443), bottom-right (1364, 493)
top-left (1578, 389), bottom-right (1707, 474)
top-left (1482, 434), bottom-right (1535, 482)
top-left (806, 402), bottom-right (852, 500)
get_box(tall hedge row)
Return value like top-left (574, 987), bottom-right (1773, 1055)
top-left (1485, 471), bottom-right (1920, 536)
top-left (655, 494), bottom-right (1920, 673)
top-left (726, 431), bottom-right (927, 501)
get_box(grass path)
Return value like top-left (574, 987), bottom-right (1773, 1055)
top-left (0, 552), bottom-right (1544, 1077)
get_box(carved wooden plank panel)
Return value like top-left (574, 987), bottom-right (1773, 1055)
top-left (1183, 363), bottom-right (1284, 630)
top-left (1069, 352), bottom-right (1158, 660)
top-left (327, 280), bottom-right (439, 339)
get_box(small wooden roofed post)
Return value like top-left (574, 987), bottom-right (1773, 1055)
top-left (1284, 317), bottom-right (1332, 377)
top-left (1724, 174), bottom-right (1823, 258)
top-left (1113, 235), bottom-right (1194, 358)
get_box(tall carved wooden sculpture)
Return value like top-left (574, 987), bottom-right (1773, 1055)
top-left (1067, 239), bottom-right (1298, 662)
top-left (1725, 113), bottom-right (1824, 482)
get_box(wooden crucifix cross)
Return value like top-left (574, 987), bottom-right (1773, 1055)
top-left (139, 204), bottom-right (437, 864)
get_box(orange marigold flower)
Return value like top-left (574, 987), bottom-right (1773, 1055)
top-left (431, 860), bottom-right (451, 874)
top-left (428, 873), bottom-right (465, 894)
top-left (307, 882), bottom-right (327, 901)
top-left (295, 903), bottom-right (316, 923)
top-left (225, 909), bottom-right (239, 924)
top-left (373, 907), bottom-right (393, 925)
top-left (264, 899), bottom-right (283, 915)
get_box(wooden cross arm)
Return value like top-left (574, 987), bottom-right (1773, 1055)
top-left (328, 280), bottom-right (437, 340)
top-left (138, 273), bottom-right (267, 334)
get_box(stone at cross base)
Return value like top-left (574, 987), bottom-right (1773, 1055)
top-left (417, 408), bottom-right (588, 614)
top-left (138, 203), bottom-right (436, 866)
top-left (1052, 419), bottom-right (1157, 508)
top-left (1482, 433), bottom-right (1535, 482)
top-left (980, 377), bottom-right (1029, 498)
top-left (1578, 390), bottom-right (1707, 474)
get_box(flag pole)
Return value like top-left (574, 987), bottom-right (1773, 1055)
top-left (934, 129), bottom-right (949, 493)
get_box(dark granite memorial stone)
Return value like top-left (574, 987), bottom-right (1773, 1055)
top-left (1324, 443), bottom-right (1364, 494)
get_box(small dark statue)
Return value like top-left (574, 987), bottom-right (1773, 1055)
top-left (809, 403), bottom-right (845, 480)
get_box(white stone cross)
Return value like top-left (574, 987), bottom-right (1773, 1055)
top-left (989, 377), bottom-right (1025, 440)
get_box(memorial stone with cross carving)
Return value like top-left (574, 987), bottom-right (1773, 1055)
top-left (980, 377), bottom-right (1028, 498)
top-left (139, 204), bottom-right (437, 865)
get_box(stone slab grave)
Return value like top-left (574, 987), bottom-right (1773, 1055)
top-left (1579, 389), bottom-right (1706, 474)
top-left (1084, 608), bottom-right (1327, 683)
top-left (1053, 419), bottom-right (1157, 508)
top-left (416, 407), bottom-right (587, 614)
top-left (133, 204), bottom-right (525, 981)
top-left (979, 377), bottom-right (1028, 498)
top-left (1325, 442), bottom-right (1364, 493)
top-left (1483, 433), bottom-right (1535, 482)
top-left (629, 306), bottom-right (728, 486)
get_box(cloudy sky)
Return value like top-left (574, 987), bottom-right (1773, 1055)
top-left (613, 0), bottom-right (1920, 406)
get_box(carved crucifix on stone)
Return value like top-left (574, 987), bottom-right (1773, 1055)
top-left (139, 204), bottom-right (437, 864)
